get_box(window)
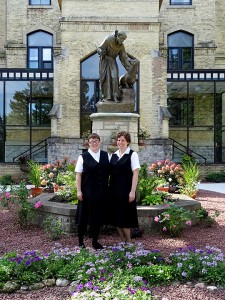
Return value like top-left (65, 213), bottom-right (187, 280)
top-left (170, 0), bottom-right (192, 4)
top-left (168, 31), bottom-right (194, 70)
top-left (168, 98), bottom-right (194, 126)
top-left (29, 0), bottom-right (51, 5)
top-left (27, 31), bottom-right (53, 69)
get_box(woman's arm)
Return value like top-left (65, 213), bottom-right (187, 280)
top-left (76, 172), bottom-right (83, 201)
top-left (129, 168), bottom-right (139, 202)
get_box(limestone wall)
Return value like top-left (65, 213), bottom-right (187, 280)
top-left (159, 0), bottom-right (217, 69)
top-left (5, 0), bottom-right (61, 68)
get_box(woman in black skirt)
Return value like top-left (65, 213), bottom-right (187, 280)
top-left (109, 131), bottom-right (140, 243)
top-left (75, 133), bottom-right (110, 249)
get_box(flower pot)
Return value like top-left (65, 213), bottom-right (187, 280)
top-left (156, 186), bottom-right (169, 192)
top-left (138, 139), bottom-right (145, 146)
top-left (111, 138), bottom-right (117, 146)
top-left (30, 187), bottom-right (43, 197)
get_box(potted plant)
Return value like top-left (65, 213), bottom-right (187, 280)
top-left (82, 130), bottom-right (91, 146)
top-left (179, 162), bottom-right (201, 198)
top-left (18, 155), bottom-right (30, 172)
top-left (27, 160), bottom-right (43, 196)
top-left (110, 129), bottom-right (118, 146)
top-left (138, 128), bottom-right (150, 145)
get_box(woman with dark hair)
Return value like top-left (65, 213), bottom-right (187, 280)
top-left (75, 133), bottom-right (110, 249)
top-left (109, 131), bottom-right (140, 243)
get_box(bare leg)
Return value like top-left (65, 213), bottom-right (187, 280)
top-left (123, 228), bottom-right (132, 243)
top-left (117, 227), bottom-right (126, 242)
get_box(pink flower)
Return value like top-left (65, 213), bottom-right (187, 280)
top-left (165, 214), bottom-right (170, 219)
top-left (164, 204), bottom-right (169, 208)
top-left (49, 172), bottom-right (54, 178)
top-left (162, 227), bottom-right (167, 232)
top-left (186, 220), bottom-right (192, 226)
top-left (34, 201), bottom-right (43, 209)
top-left (5, 192), bottom-right (11, 199)
top-left (154, 216), bottom-right (160, 222)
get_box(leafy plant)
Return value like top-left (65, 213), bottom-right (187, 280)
top-left (149, 159), bottom-right (184, 187)
top-left (28, 160), bottom-right (42, 188)
top-left (0, 175), bottom-right (14, 186)
top-left (181, 154), bottom-right (196, 166)
top-left (138, 128), bottom-right (150, 139)
top-left (0, 181), bottom-right (42, 228)
top-left (141, 193), bottom-right (164, 206)
top-left (179, 162), bottom-right (201, 197)
top-left (81, 130), bottom-right (91, 139)
top-left (43, 216), bottom-right (64, 240)
top-left (154, 203), bottom-right (192, 236)
top-left (205, 171), bottom-right (225, 183)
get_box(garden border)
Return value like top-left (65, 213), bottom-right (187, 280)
top-left (30, 193), bottom-right (201, 234)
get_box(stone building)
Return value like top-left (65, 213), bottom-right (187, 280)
top-left (0, 0), bottom-right (224, 175)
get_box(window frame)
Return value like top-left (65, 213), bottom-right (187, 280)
top-left (168, 31), bottom-right (194, 70)
top-left (170, 0), bottom-right (192, 5)
top-left (27, 31), bottom-right (53, 69)
top-left (29, 0), bottom-right (51, 5)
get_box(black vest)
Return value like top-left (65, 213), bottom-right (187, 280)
top-left (81, 150), bottom-right (109, 202)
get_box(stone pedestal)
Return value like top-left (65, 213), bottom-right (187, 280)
top-left (95, 88), bottom-right (135, 113)
top-left (90, 112), bottom-right (140, 152)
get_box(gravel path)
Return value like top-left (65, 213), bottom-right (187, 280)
top-left (0, 189), bottom-right (225, 299)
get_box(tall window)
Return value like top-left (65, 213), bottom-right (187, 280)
top-left (29, 0), bottom-right (51, 5)
top-left (170, 0), bottom-right (192, 4)
top-left (27, 31), bottom-right (53, 69)
top-left (168, 98), bottom-right (194, 126)
top-left (168, 31), bottom-right (194, 70)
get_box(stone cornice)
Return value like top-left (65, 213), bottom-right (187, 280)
top-left (59, 16), bottom-right (160, 24)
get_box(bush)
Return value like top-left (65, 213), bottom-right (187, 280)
top-left (205, 171), bottom-right (225, 183)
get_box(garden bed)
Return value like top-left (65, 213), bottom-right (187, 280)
top-left (30, 193), bottom-right (201, 234)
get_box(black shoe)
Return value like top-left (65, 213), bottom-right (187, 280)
top-left (92, 241), bottom-right (103, 250)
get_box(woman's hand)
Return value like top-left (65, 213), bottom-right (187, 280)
top-left (129, 191), bottom-right (135, 202)
top-left (77, 191), bottom-right (83, 201)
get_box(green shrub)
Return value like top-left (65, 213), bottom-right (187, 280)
top-left (206, 171), bottom-right (225, 183)
top-left (0, 175), bottom-right (14, 186)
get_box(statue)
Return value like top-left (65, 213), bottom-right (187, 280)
top-left (97, 30), bottom-right (139, 103)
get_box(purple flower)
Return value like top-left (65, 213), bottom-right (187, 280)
top-left (100, 277), bottom-right (106, 282)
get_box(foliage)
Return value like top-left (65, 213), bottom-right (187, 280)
top-left (56, 170), bottom-right (78, 204)
top-left (181, 154), bottom-right (196, 166)
top-left (138, 128), bottom-right (150, 139)
top-left (40, 157), bottom-right (76, 196)
top-left (149, 159), bottom-right (184, 187)
top-left (0, 181), bottom-right (42, 228)
top-left (1, 243), bottom-right (225, 295)
top-left (205, 171), bottom-right (225, 183)
top-left (137, 164), bottom-right (174, 206)
top-left (18, 155), bottom-right (30, 165)
top-left (154, 203), bottom-right (192, 236)
top-left (110, 127), bottom-right (119, 139)
top-left (179, 162), bottom-right (201, 197)
top-left (141, 193), bottom-right (164, 206)
top-left (170, 246), bottom-right (225, 285)
top-left (194, 208), bottom-right (220, 227)
top-left (81, 130), bottom-right (91, 139)
top-left (43, 216), bottom-right (64, 240)
top-left (28, 160), bottom-right (42, 188)
top-left (0, 175), bottom-right (15, 186)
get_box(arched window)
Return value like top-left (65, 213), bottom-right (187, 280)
top-left (27, 31), bottom-right (53, 69)
top-left (168, 31), bottom-right (194, 70)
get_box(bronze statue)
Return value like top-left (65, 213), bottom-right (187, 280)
top-left (97, 31), bottom-right (139, 102)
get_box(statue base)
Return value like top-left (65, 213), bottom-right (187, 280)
top-left (96, 88), bottom-right (135, 113)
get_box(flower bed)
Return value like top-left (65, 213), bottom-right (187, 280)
top-left (29, 193), bottom-right (201, 234)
